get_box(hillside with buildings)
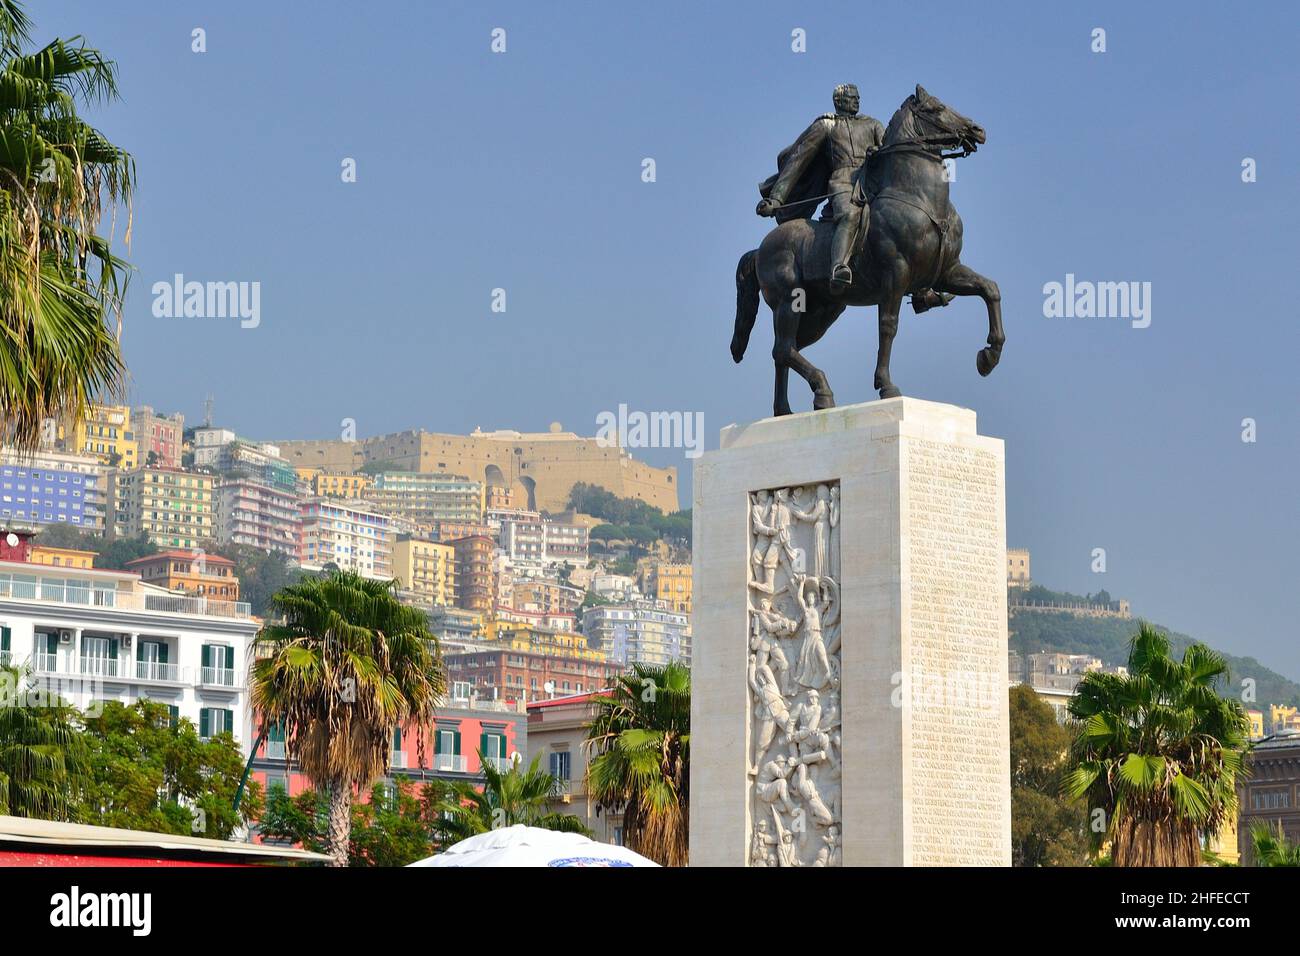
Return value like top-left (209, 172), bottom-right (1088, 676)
top-left (1007, 550), bottom-right (1300, 727)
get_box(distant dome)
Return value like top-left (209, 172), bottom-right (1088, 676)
top-left (549, 422), bottom-right (562, 433)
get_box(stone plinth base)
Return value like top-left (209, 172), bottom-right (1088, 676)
top-left (690, 397), bottom-right (1011, 866)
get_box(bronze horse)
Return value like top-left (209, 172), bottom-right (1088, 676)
top-left (731, 86), bottom-right (1004, 416)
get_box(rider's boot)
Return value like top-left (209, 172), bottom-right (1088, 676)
top-left (829, 218), bottom-right (856, 294)
top-left (911, 289), bottom-right (955, 314)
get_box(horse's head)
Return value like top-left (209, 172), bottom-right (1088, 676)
top-left (885, 84), bottom-right (985, 155)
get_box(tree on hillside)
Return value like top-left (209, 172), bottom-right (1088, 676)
top-left (1064, 623), bottom-right (1250, 866)
top-left (95, 533), bottom-right (157, 570)
top-left (1009, 684), bottom-right (1088, 866)
top-left (0, 1), bottom-right (135, 449)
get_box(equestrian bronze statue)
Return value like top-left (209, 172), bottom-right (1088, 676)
top-left (732, 85), bottom-right (1004, 416)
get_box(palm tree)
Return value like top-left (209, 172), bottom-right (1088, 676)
top-left (431, 752), bottom-right (589, 844)
top-left (584, 661), bottom-right (690, 866)
top-left (0, 1), bottom-right (135, 448)
top-left (1249, 821), bottom-right (1300, 867)
top-left (0, 664), bottom-right (90, 818)
top-left (1064, 622), bottom-right (1250, 866)
top-left (249, 572), bottom-right (444, 866)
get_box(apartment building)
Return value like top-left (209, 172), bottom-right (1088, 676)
top-left (249, 695), bottom-right (527, 806)
top-left (132, 406), bottom-right (185, 469)
top-left (0, 449), bottom-right (107, 533)
top-left (294, 469), bottom-right (373, 500)
top-left (450, 535), bottom-right (494, 612)
top-left (527, 693), bottom-right (623, 844)
top-left (61, 403), bottom-right (138, 470)
top-left (109, 466), bottom-right (215, 549)
top-left (216, 477), bottom-right (302, 558)
top-left (391, 535), bottom-right (455, 606)
top-left (125, 550), bottom-right (240, 602)
top-left (582, 599), bottom-right (691, 667)
top-left (298, 498), bottom-right (393, 579)
top-left (0, 558), bottom-right (256, 748)
top-left (364, 472), bottom-right (484, 527)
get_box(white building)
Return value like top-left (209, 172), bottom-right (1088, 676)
top-left (0, 558), bottom-right (257, 747)
top-left (582, 599), bottom-right (691, 667)
top-left (216, 477), bottom-right (302, 558)
top-left (299, 498), bottom-right (393, 579)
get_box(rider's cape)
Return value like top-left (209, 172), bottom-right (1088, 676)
top-left (758, 115), bottom-right (873, 224)
top-left (758, 117), bottom-right (834, 224)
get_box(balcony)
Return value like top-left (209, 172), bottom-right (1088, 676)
top-left (390, 751), bottom-right (408, 769)
top-left (484, 756), bottom-right (515, 773)
top-left (0, 573), bottom-right (252, 619)
top-left (135, 660), bottom-right (183, 683)
top-left (199, 666), bottom-right (237, 688)
top-left (432, 753), bottom-right (466, 773)
top-left (265, 740), bottom-right (286, 760)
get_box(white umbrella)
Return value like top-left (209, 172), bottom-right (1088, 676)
top-left (407, 824), bottom-right (660, 868)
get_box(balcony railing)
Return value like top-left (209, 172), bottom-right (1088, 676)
top-left (484, 756), bottom-right (515, 773)
top-left (0, 650), bottom-right (10, 667)
top-left (0, 575), bottom-right (251, 619)
top-left (135, 660), bottom-right (182, 682)
top-left (33, 652), bottom-right (59, 672)
top-left (390, 751), bottom-right (408, 769)
top-left (79, 656), bottom-right (119, 677)
top-left (200, 666), bottom-right (236, 687)
top-left (265, 740), bottom-right (286, 760)
top-left (432, 753), bottom-right (466, 773)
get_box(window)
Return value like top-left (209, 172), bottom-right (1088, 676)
top-left (549, 750), bottom-right (571, 782)
top-left (199, 708), bottom-right (234, 739)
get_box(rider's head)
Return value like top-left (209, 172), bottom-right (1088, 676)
top-left (832, 84), bottom-right (860, 115)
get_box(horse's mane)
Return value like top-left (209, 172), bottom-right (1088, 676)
top-left (882, 95), bottom-right (919, 147)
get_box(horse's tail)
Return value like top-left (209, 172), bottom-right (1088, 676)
top-left (731, 249), bottom-right (761, 363)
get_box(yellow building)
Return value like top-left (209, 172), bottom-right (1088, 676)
top-left (652, 562), bottom-right (692, 614)
top-left (391, 535), bottom-right (455, 606)
top-left (1247, 710), bottom-right (1266, 739)
top-left (1007, 548), bottom-right (1031, 587)
top-left (294, 469), bottom-right (373, 499)
top-left (1270, 704), bottom-right (1300, 733)
top-left (29, 545), bottom-right (97, 570)
top-left (483, 620), bottom-right (606, 662)
top-left (62, 403), bottom-right (138, 470)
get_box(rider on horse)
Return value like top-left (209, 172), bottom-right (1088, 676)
top-left (756, 84), bottom-right (951, 312)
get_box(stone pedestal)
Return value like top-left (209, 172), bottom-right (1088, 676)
top-left (690, 397), bottom-right (1011, 866)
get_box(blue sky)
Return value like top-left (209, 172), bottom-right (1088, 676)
top-left (47, 2), bottom-right (1298, 678)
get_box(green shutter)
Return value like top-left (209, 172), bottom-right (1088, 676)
top-left (453, 731), bottom-right (461, 756)
top-left (0, 626), bottom-right (9, 652)
top-left (224, 710), bottom-right (234, 735)
top-left (480, 732), bottom-right (487, 762)
top-left (159, 642), bottom-right (169, 665)
top-left (201, 645), bottom-right (211, 669)
top-left (45, 632), bottom-right (58, 654)
top-left (199, 709), bottom-right (210, 738)
top-left (434, 731), bottom-right (442, 755)
top-left (109, 637), bottom-right (119, 661)
top-left (136, 639), bottom-right (144, 662)
top-left (167, 705), bottom-right (179, 727)
top-left (498, 734), bottom-right (507, 759)
top-left (393, 727), bottom-right (402, 750)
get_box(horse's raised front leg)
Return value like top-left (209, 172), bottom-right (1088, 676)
top-left (933, 262), bottom-right (1004, 376)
